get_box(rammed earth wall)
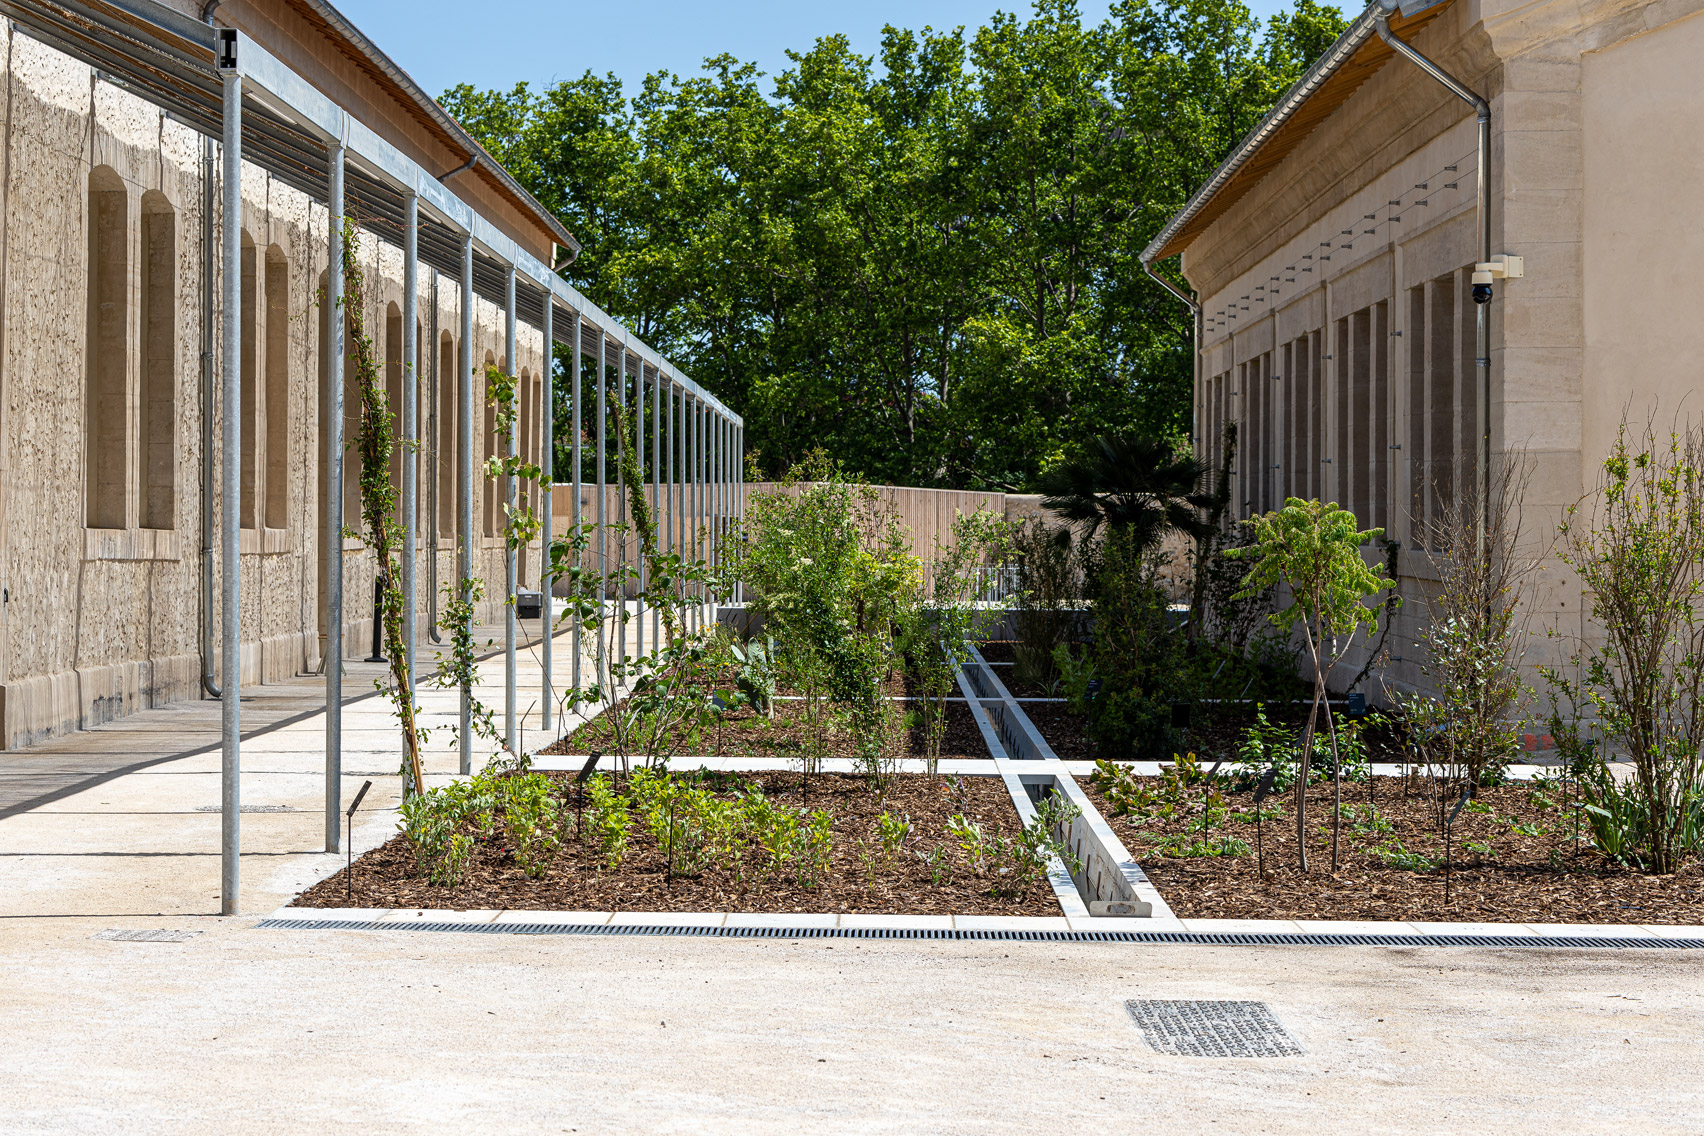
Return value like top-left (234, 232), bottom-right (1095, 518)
top-left (0, 28), bottom-right (545, 748)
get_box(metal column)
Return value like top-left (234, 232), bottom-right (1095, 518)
top-left (664, 379), bottom-right (671, 613)
top-left (732, 424), bottom-right (739, 602)
top-left (595, 331), bottom-right (607, 688)
top-left (615, 340), bottom-right (627, 667)
top-left (651, 366), bottom-right (661, 645)
top-left (218, 59), bottom-right (243, 915)
top-left (570, 312), bottom-right (582, 695)
top-left (457, 232), bottom-right (475, 776)
top-left (540, 293), bottom-right (554, 732)
top-left (323, 138), bottom-right (345, 852)
top-left (504, 266), bottom-right (517, 753)
top-left (634, 359), bottom-right (644, 663)
top-left (401, 190), bottom-right (418, 700)
top-left (693, 398), bottom-right (704, 629)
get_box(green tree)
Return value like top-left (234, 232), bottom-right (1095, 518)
top-left (443, 0), bottom-right (1348, 490)
top-left (1228, 498), bottom-right (1394, 871)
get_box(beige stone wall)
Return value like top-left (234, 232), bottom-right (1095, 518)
top-left (0, 28), bottom-right (545, 748)
top-left (1178, 0), bottom-right (1704, 709)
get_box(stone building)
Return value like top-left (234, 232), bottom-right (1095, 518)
top-left (1143, 0), bottom-right (1704, 699)
top-left (0, 0), bottom-right (736, 749)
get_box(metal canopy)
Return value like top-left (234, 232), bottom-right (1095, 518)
top-left (0, 0), bottom-right (626, 351)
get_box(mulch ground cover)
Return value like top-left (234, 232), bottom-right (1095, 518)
top-left (1013, 699), bottom-right (1408, 766)
top-left (1084, 773), bottom-right (1704, 923)
top-left (295, 772), bottom-right (1056, 916)
top-left (538, 687), bottom-right (990, 762)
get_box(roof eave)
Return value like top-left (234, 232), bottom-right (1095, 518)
top-left (1141, 2), bottom-right (1383, 267)
top-left (289, 0), bottom-right (579, 256)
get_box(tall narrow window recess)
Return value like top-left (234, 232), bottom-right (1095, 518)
top-left (239, 234), bottom-right (259, 530)
top-left (86, 167), bottom-right (129, 530)
top-left (140, 192), bottom-right (176, 530)
top-left (264, 246), bottom-right (290, 531)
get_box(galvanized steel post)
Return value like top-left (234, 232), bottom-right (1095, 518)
top-left (401, 190), bottom-right (419, 701)
top-left (651, 367), bottom-right (661, 645)
top-left (457, 232), bottom-right (475, 776)
top-left (540, 292), bottom-right (554, 732)
top-left (323, 137), bottom-right (345, 852)
top-left (634, 360), bottom-right (645, 663)
top-left (504, 265), bottom-right (517, 753)
top-left (595, 330), bottom-right (607, 690)
top-left (218, 55), bottom-right (243, 915)
top-left (570, 312), bottom-right (582, 695)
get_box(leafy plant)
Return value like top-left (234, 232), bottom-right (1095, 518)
top-left (1232, 705), bottom-right (1370, 792)
top-left (1403, 455), bottom-right (1537, 792)
top-left (584, 773), bottom-right (631, 867)
top-left (1542, 422), bottom-right (1704, 873)
top-left (1228, 498), bottom-right (1396, 872)
top-left (501, 772), bottom-right (564, 878)
top-left (1369, 840), bottom-right (1435, 872)
top-left (876, 810), bottom-right (912, 864)
top-left (905, 507), bottom-right (1018, 774)
top-left (1011, 519), bottom-right (1084, 690)
top-left (1053, 643), bottom-right (1098, 713)
top-left (729, 636), bottom-right (778, 716)
top-left (734, 451), bottom-right (921, 788)
top-left (399, 783), bottom-right (481, 885)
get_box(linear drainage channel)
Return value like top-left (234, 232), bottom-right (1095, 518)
top-left (254, 919), bottom-right (1704, 949)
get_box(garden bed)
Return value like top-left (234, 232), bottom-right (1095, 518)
top-left (295, 771), bottom-right (1057, 915)
top-left (1022, 702), bottom-right (1095, 761)
top-left (1083, 772), bottom-right (1704, 923)
top-left (539, 694), bottom-right (990, 762)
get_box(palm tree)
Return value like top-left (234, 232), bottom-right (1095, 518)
top-left (1037, 434), bottom-right (1214, 553)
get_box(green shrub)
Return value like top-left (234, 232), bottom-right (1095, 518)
top-left (584, 773), bottom-right (630, 868)
top-left (500, 773), bottom-right (563, 878)
top-left (399, 785), bottom-right (477, 886)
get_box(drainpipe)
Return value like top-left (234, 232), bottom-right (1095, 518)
top-left (1372, 0), bottom-right (1492, 556)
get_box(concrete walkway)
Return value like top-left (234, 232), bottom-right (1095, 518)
top-left (0, 614), bottom-right (583, 920)
top-left (0, 622), bottom-right (1700, 1132)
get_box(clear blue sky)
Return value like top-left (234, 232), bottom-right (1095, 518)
top-left (335, 0), bottom-right (1312, 102)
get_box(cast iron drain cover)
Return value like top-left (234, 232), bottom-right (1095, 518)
top-left (1125, 1000), bottom-right (1304, 1057)
top-left (194, 805), bottom-right (298, 813)
top-left (93, 929), bottom-right (200, 943)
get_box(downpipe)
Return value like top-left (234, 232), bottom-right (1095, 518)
top-left (1372, 0), bottom-right (1493, 555)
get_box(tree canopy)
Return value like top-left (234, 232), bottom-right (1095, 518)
top-left (442, 0), bottom-right (1346, 490)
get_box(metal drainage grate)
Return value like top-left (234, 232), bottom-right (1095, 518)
top-left (93, 928), bottom-right (200, 943)
top-left (194, 804), bottom-right (299, 813)
top-left (1126, 999), bottom-right (1304, 1057)
top-left (253, 918), bottom-right (1704, 949)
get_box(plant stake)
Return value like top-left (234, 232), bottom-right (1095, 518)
top-left (1253, 766), bottom-right (1278, 878)
top-left (1444, 784), bottom-right (1473, 905)
top-left (345, 779), bottom-right (373, 904)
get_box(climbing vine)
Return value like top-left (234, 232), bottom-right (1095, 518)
top-left (340, 218), bottom-right (425, 794)
top-left (482, 363), bottom-right (542, 552)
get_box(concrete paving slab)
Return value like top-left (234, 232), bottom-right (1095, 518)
top-left (838, 913), bottom-right (954, 931)
top-left (1290, 920), bottom-right (1424, 936)
top-left (374, 909), bottom-right (501, 925)
top-left (1181, 918), bottom-right (1308, 934)
top-left (952, 914), bottom-right (1072, 931)
top-left (492, 910), bottom-right (613, 925)
top-left (610, 910), bottom-right (726, 927)
top-left (723, 912), bottom-right (839, 929)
